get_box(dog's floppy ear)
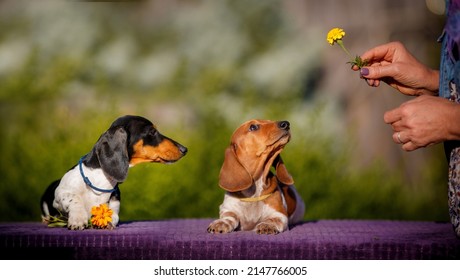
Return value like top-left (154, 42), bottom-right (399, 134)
top-left (96, 126), bottom-right (129, 182)
top-left (273, 155), bottom-right (294, 185)
top-left (219, 145), bottom-right (253, 192)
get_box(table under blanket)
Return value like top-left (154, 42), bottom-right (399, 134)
top-left (1, 219), bottom-right (459, 260)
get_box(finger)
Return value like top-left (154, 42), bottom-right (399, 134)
top-left (402, 141), bottom-right (418, 152)
top-left (383, 108), bottom-right (403, 124)
top-left (392, 131), bottom-right (407, 144)
top-left (360, 42), bottom-right (398, 62)
top-left (361, 64), bottom-right (398, 80)
top-left (392, 132), bottom-right (401, 144)
top-left (364, 78), bottom-right (382, 87)
top-left (365, 78), bottom-right (375, 87)
top-left (390, 121), bottom-right (405, 132)
top-left (351, 65), bottom-right (360, 71)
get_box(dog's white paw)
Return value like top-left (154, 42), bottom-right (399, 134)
top-left (207, 219), bottom-right (236, 234)
top-left (256, 222), bottom-right (281, 235)
top-left (111, 213), bottom-right (119, 228)
top-left (67, 210), bottom-right (89, 230)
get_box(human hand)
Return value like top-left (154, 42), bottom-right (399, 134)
top-left (384, 95), bottom-right (460, 151)
top-left (352, 41), bottom-right (439, 96)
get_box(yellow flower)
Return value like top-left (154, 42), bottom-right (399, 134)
top-left (90, 203), bottom-right (113, 229)
top-left (326, 27), bottom-right (345, 45)
top-left (326, 27), bottom-right (368, 69)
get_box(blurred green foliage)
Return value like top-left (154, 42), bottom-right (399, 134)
top-left (0, 0), bottom-right (449, 222)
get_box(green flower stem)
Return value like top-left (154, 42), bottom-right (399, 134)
top-left (336, 39), bottom-right (368, 69)
top-left (336, 39), bottom-right (353, 61)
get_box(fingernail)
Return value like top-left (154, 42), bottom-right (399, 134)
top-left (360, 68), bottom-right (369, 76)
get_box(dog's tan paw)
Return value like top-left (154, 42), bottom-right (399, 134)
top-left (207, 219), bottom-right (234, 234)
top-left (256, 222), bottom-right (280, 235)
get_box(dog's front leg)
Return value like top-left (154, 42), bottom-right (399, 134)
top-left (207, 212), bottom-right (239, 234)
top-left (256, 212), bottom-right (288, 235)
top-left (108, 197), bottom-right (120, 229)
top-left (55, 193), bottom-right (89, 230)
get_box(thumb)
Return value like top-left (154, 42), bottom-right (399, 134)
top-left (361, 64), bottom-right (397, 80)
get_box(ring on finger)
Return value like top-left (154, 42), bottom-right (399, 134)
top-left (397, 132), bottom-right (403, 144)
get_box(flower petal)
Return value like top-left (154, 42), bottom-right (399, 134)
top-left (327, 27), bottom-right (346, 45)
top-left (90, 203), bottom-right (113, 229)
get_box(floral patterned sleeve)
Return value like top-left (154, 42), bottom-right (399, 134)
top-left (440, 0), bottom-right (460, 238)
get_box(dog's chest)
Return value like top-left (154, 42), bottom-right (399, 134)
top-left (221, 193), bottom-right (280, 231)
top-left (239, 202), bottom-right (277, 230)
top-left (55, 166), bottom-right (116, 211)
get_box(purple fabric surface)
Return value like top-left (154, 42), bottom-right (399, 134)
top-left (0, 219), bottom-right (459, 260)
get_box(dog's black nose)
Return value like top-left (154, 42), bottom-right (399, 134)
top-left (179, 145), bottom-right (188, 155)
top-left (278, 121), bottom-right (290, 130)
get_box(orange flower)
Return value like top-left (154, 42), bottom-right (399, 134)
top-left (90, 204), bottom-right (113, 228)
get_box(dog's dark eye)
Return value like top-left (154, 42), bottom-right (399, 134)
top-left (249, 124), bottom-right (259, 132)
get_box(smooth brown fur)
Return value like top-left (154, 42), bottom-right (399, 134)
top-left (208, 119), bottom-right (304, 235)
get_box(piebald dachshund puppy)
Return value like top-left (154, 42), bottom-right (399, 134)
top-left (208, 119), bottom-right (304, 234)
top-left (41, 115), bottom-right (187, 230)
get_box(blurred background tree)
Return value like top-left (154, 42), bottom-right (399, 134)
top-left (0, 0), bottom-right (448, 222)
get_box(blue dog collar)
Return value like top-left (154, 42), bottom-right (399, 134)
top-left (78, 156), bottom-right (118, 193)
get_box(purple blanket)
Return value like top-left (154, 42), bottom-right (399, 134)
top-left (1, 219), bottom-right (459, 259)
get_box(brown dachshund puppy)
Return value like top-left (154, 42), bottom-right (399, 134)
top-left (208, 119), bottom-right (304, 234)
